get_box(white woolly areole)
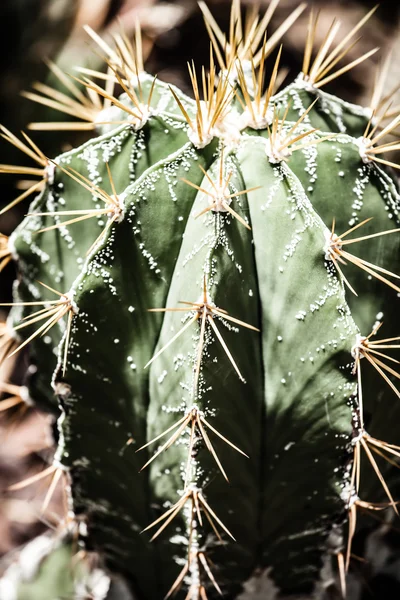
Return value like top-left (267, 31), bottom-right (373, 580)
top-left (62, 291), bottom-right (79, 315)
top-left (265, 135), bottom-right (292, 164)
top-left (185, 404), bottom-right (204, 420)
top-left (129, 104), bottom-right (152, 131)
top-left (294, 72), bottom-right (318, 92)
top-left (239, 103), bottom-right (273, 131)
top-left (188, 543), bottom-right (201, 590)
top-left (356, 136), bottom-right (372, 163)
top-left (193, 294), bottom-right (215, 315)
top-left (351, 427), bottom-right (366, 446)
top-left (323, 228), bottom-right (340, 260)
top-left (188, 128), bottom-right (214, 149)
top-left (110, 191), bottom-right (126, 223)
top-left (211, 186), bottom-right (232, 212)
top-left (351, 334), bottom-right (367, 359)
top-left (188, 101), bottom-right (214, 148)
top-left (341, 483), bottom-right (359, 509)
top-left (189, 102), bottom-right (241, 148)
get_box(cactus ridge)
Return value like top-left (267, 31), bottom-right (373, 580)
top-left (2, 1), bottom-right (400, 599)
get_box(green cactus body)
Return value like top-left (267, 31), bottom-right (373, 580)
top-left (3, 2), bottom-right (400, 599)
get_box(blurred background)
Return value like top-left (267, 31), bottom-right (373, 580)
top-left (0, 0), bottom-right (400, 597)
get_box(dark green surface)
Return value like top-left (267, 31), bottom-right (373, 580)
top-left (46, 138), bottom-right (357, 597)
top-left (7, 65), bottom-right (400, 598)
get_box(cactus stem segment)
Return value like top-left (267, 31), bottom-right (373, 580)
top-left (138, 406), bottom-right (247, 481)
top-left (100, 58), bottom-right (156, 128)
top-left (199, 0), bottom-right (306, 72)
top-left (182, 150), bottom-right (259, 228)
top-left (0, 127), bottom-right (50, 215)
top-left (143, 487), bottom-right (235, 543)
top-left (325, 218), bottom-right (400, 295)
top-left (301, 6), bottom-right (378, 89)
top-left (145, 279), bottom-right (259, 381)
top-left (0, 282), bottom-right (76, 375)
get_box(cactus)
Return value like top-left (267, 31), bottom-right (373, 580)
top-left (2, 1), bottom-right (400, 598)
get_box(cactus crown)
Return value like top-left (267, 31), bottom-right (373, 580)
top-left (2, 2), bottom-right (400, 599)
